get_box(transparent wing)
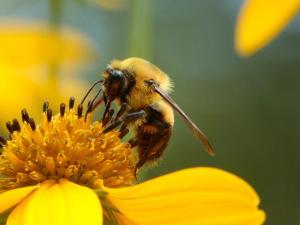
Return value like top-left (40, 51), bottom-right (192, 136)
top-left (151, 83), bottom-right (215, 156)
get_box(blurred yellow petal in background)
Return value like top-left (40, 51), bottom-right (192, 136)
top-left (0, 20), bottom-right (94, 127)
top-left (0, 72), bottom-right (88, 129)
top-left (0, 20), bottom-right (94, 69)
top-left (235, 0), bottom-right (300, 56)
top-left (0, 67), bottom-right (38, 126)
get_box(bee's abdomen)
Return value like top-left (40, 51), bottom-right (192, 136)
top-left (134, 105), bottom-right (173, 168)
top-left (136, 123), bottom-right (172, 162)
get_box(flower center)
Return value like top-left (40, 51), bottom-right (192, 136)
top-left (0, 97), bottom-right (136, 190)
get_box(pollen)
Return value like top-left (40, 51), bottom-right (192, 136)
top-left (0, 98), bottom-right (136, 190)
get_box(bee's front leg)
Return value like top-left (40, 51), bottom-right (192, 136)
top-left (102, 109), bottom-right (146, 133)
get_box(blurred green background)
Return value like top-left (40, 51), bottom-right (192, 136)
top-left (0, 1), bottom-right (299, 225)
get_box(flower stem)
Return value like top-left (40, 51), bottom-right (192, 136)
top-left (48, 0), bottom-right (62, 90)
top-left (49, 0), bottom-right (61, 29)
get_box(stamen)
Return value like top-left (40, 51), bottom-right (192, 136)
top-left (29, 118), bottom-right (36, 131)
top-left (56, 152), bottom-right (67, 167)
top-left (30, 171), bottom-right (46, 182)
top-left (16, 173), bottom-right (31, 183)
top-left (45, 157), bottom-right (56, 176)
top-left (12, 119), bottom-right (21, 132)
top-left (60, 103), bottom-right (66, 117)
top-left (24, 160), bottom-right (38, 172)
top-left (79, 170), bottom-right (98, 183)
top-left (43, 101), bottom-right (49, 113)
top-left (69, 97), bottom-right (75, 109)
top-left (47, 109), bottom-right (52, 122)
top-left (77, 104), bottom-right (83, 118)
top-left (6, 121), bottom-right (14, 134)
top-left (0, 97), bottom-right (135, 189)
top-left (0, 136), bottom-right (7, 145)
top-left (21, 109), bottom-right (30, 123)
top-left (64, 165), bottom-right (79, 179)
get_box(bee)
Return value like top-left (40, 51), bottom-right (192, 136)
top-left (83, 57), bottom-right (214, 172)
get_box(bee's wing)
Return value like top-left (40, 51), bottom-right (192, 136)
top-left (152, 84), bottom-right (215, 156)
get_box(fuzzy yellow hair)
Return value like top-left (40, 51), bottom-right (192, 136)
top-left (110, 57), bottom-right (173, 93)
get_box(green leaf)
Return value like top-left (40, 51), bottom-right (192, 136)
top-left (128, 0), bottom-right (153, 60)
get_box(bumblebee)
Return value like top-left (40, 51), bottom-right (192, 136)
top-left (83, 57), bottom-right (214, 172)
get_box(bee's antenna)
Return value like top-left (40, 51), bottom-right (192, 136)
top-left (90, 89), bottom-right (103, 108)
top-left (84, 88), bottom-right (103, 121)
top-left (80, 80), bottom-right (103, 105)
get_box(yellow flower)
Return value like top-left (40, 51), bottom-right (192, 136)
top-left (235, 0), bottom-right (300, 56)
top-left (0, 98), bottom-right (265, 225)
top-left (0, 20), bottom-right (93, 123)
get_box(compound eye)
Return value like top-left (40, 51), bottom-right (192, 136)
top-left (144, 79), bottom-right (155, 86)
top-left (114, 70), bottom-right (123, 77)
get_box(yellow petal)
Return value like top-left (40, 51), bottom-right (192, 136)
top-left (0, 71), bottom-right (87, 123)
top-left (0, 185), bottom-right (38, 214)
top-left (6, 181), bottom-right (55, 225)
top-left (235, 0), bottom-right (300, 56)
top-left (6, 192), bottom-right (31, 225)
top-left (35, 182), bottom-right (68, 225)
top-left (58, 179), bottom-right (103, 225)
top-left (6, 179), bottom-right (102, 225)
top-left (0, 70), bottom-right (39, 123)
top-left (13, 180), bottom-right (56, 225)
top-left (104, 167), bottom-right (265, 225)
top-left (103, 167), bottom-right (258, 201)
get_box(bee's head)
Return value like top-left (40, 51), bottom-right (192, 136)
top-left (102, 65), bottom-right (135, 102)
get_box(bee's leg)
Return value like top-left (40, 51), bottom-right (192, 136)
top-left (113, 103), bottom-right (128, 122)
top-left (102, 110), bottom-right (146, 133)
top-left (114, 103), bottom-right (131, 137)
top-left (90, 95), bottom-right (104, 112)
top-left (129, 137), bottom-right (139, 148)
top-left (119, 122), bottom-right (128, 133)
top-left (102, 99), bottom-right (112, 122)
top-left (118, 127), bottom-right (129, 139)
top-left (103, 109), bottom-right (115, 126)
top-left (134, 148), bottom-right (151, 173)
